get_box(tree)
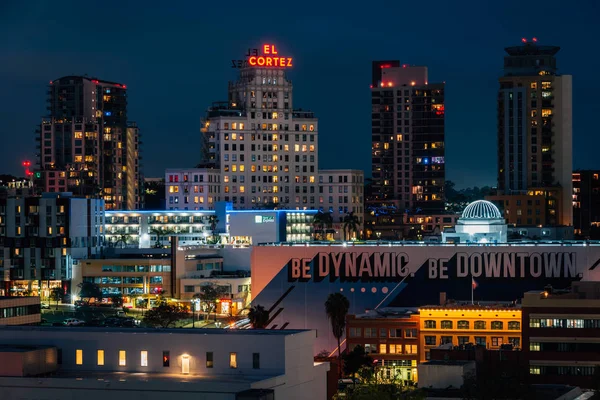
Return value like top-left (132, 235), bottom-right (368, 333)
top-left (325, 292), bottom-right (350, 378)
top-left (49, 287), bottom-right (64, 310)
top-left (110, 294), bottom-right (124, 308)
top-left (248, 304), bottom-right (270, 329)
top-left (143, 299), bottom-right (189, 328)
top-left (114, 234), bottom-right (131, 248)
top-left (149, 227), bottom-right (176, 248)
top-left (342, 345), bottom-right (373, 377)
top-left (343, 212), bottom-right (360, 241)
top-left (208, 215), bottom-right (220, 243)
top-left (334, 366), bottom-right (426, 400)
top-left (78, 282), bottom-right (102, 303)
top-left (194, 283), bottom-right (229, 321)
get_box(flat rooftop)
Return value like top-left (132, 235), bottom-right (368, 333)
top-left (257, 241), bottom-right (600, 247)
top-left (421, 360), bottom-right (473, 366)
top-left (0, 345), bottom-right (54, 353)
top-left (19, 370), bottom-right (272, 385)
top-left (0, 326), bottom-right (308, 336)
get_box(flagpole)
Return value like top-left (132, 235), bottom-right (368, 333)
top-left (471, 275), bottom-right (474, 305)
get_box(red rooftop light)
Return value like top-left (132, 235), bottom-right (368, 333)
top-left (380, 64), bottom-right (391, 69)
top-left (532, 37), bottom-right (538, 42)
top-left (521, 38), bottom-right (527, 43)
top-left (91, 79), bottom-right (99, 84)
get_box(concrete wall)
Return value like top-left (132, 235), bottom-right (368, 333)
top-left (417, 362), bottom-right (475, 389)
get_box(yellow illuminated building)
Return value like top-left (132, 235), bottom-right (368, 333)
top-left (418, 305), bottom-right (522, 361)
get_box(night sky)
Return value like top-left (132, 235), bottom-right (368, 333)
top-left (1, 1), bottom-right (599, 188)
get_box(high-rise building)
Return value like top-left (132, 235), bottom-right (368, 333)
top-left (0, 192), bottom-right (104, 297)
top-left (36, 76), bottom-right (142, 210)
top-left (572, 170), bottom-right (600, 237)
top-left (370, 62), bottom-right (445, 214)
top-left (496, 40), bottom-right (572, 226)
top-left (199, 44), bottom-right (363, 236)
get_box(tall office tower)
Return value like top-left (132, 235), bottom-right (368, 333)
top-left (370, 62), bottom-right (445, 214)
top-left (36, 76), bottom-right (141, 210)
top-left (497, 40), bottom-right (572, 226)
top-left (200, 45), bottom-right (319, 211)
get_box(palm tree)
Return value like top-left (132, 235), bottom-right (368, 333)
top-left (248, 304), bottom-right (270, 329)
top-left (342, 212), bottom-right (360, 241)
top-left (114, 234), bottom-right (131, 248)
top-left (208, 215), bottom-right (219, 243)
top-left (149, 227), bottom-right (176, 248)
top-left (325, 293), bottom-right (350, 378)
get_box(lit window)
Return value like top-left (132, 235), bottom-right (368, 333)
top-left (97, 350), bottom-right (104, 366)
top-left (119, 350), bottom-right (126, 366)
top-left (230, 352), bottom-right (237, 369)
top-left (76, 350), bottom-right (83, 365)
top-left (379, 344), bottom-right (387, 354)
top-left (140, 351), bottom-right (148, 366)
top-left (405, 345), bottom-right (417, 354)
top-left (530, 342), bottom-right (540, 351)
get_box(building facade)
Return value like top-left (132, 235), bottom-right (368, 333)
top-left (0, 193), bottom-right (104, 297)
top-left (36, 76), bottom-right (142, 210)
top-left (318, 169), bottom-right (364, 237)
top-left (370, 62), bottom-right (445, 214)
top-left (572, 170), bottom-right (600, 237)
top-left (419, 304), bottom-right (522, 362)
top-left (165, 168), bottom-right (222, 210)
top-left (0, 326), bottom-right (329, 400)
top-left (522, 282), bottom-right (600, 389)
top-left (497, 40), bottom-right (572, 227)
top-left (201, 45), bottom-right (319, 211)
top-left (346, 310), bottom-right (420, 382)
top-left (0, 296), bottom-right (41, 325)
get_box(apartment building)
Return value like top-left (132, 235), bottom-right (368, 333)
top-left (522, 282), bottom-right (600, 389)
top-left (36, 76), bottom-right (142, 210)
top-left (165, 168), bottom-right (221, 210)
top-left (496, 40), bottom-right (572, 227)
top-left (0, 193), bottom-right (104, 297)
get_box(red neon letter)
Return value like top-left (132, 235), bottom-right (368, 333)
top-left (263, 45), bottom-right (270, 54)
top-left (271, 45), bottom-right (278, 54)
top-left (248, 56), bottom-right (257, 66)
top-left (257, 57), bottom-right (265, 66)
top-left (286, 58), bottom-right (293, 67)
top-left (265, 57), bottom-right (273, 66)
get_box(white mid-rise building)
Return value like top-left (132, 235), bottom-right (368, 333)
top-left (0, 326), bottom-right (329, 400)
top-left (201, 47), bottom-right (319, 211)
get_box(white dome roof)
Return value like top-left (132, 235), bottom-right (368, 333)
top-left (461, 200), bottom-right (502, 220)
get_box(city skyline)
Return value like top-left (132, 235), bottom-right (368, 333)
top-left (1, 1), bottom-right (599, 188)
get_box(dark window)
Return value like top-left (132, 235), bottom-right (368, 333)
top-left (441, 320), bottom-right (453, 329)
top-left (163, 351), bottom-right (170, 367)
top-left (424, 320), bottom-right (436, 329)
top-left (253, 353), bottom-right (260, 369)
top-left (206, 352), bottom-right (213, 368)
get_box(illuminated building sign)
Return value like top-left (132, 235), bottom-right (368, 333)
top-left (232, 44), bottom-right (293, 69)
top-left (287, 251), bottom-right (579, 282)
top-left (255, 215), bottom-right (275, 224)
